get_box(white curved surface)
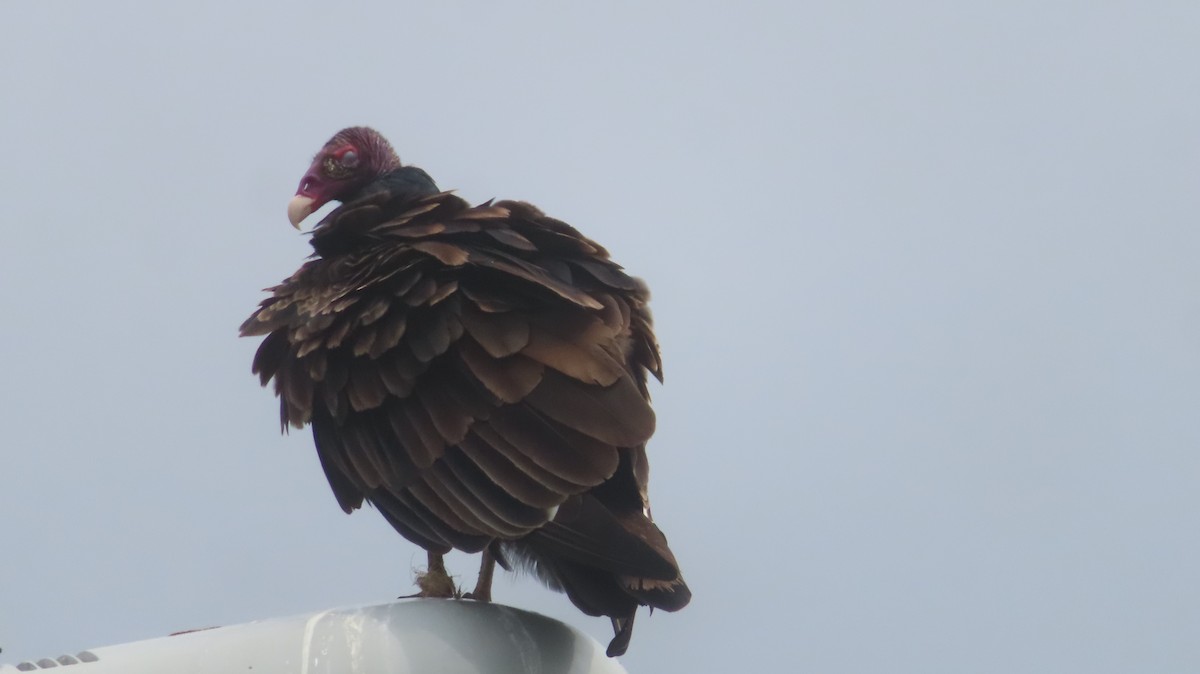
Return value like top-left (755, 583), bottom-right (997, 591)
top-left (0, 600), bottom-right (627, 674)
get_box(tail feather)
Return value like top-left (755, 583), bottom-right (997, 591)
top-left (621, 573), bottom-right (691, 612)
top-left (607, 614), bottom-right (636, 658)
top-left (532, 494), bottom-right (679, 579)
top-left (504, 491), bottom-right (690, 656)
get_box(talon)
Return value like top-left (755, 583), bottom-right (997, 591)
top-left (466, 548), bottom-right (496, 602)
top-left (411, 552), bottom-right (459, 598)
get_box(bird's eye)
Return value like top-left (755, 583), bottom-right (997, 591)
top-left (323, 154), bottom-right (354, 179)
top-left (341, 150), bottom-right (359, 167)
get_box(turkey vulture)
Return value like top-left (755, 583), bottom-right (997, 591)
top-left (240, 127), bottom-right (690, 656)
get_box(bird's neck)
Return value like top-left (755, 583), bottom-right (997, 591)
top-left (309, 167), bottom-right (441, 257)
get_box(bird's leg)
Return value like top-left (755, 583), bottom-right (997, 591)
top-left (410, 551), bottom-right (458, 598)
top-left (464, 548), bottom-right (496, 602)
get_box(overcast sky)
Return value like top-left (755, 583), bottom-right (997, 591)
top-left (2, 2), bottom-right (1199, 672)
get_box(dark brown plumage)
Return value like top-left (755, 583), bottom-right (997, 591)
top-left (241, 127), bottom-right (689, 656)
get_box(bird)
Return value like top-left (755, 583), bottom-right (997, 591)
top-left (240, 127), bottom-right (690, 656)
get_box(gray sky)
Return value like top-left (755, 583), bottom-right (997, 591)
top-left (2, 2), bottom-right (1199, 672)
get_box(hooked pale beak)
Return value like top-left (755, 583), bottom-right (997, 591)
top-left (287, 194), bottom-right (316, 229)
top-left (287, 172), bottom-right (327, 229)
